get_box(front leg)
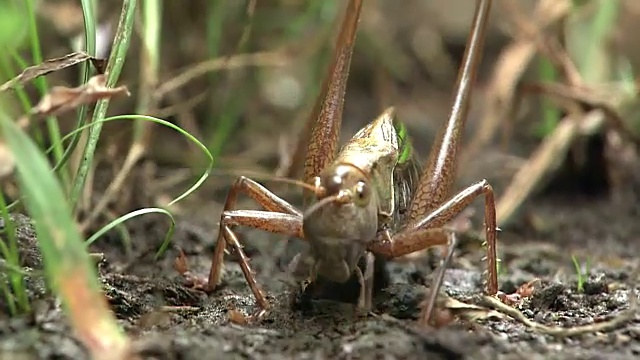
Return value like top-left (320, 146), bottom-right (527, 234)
top-left (212, 210), bottom-right (303, 312)
top-left (182, 176), bottom-right (305, 314)
top-left (369, 180), bottom-right (498, 325)
top-left (355, 252), bottom-right (375, 316)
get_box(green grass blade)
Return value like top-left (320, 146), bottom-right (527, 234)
top-left (51, 114), bottom-right (213, 206)
top-left (0, 277), bottom-right (17, 316)
top-left (70, 0), bottom-right (137, 209)
top-left (0, 113), bottom-right (129, 357)
top-left (24, 0), bottom-right (67, 185)
top-left (534, 56), bottom-right (561, 138)
top-left (207, 0), bottom-right (227, 69)
top-left (137, 0), bottom-right (162, 117)
top-left (52, 0), bottom-right (99, 181)
top-left (206, 0), bottom-right (255, 168)
top-left (0, 55), bottom-right (33, 114)
top-left (578, 0), bottom-right (619, 83)
top-left (7, 50), bottom-right (44, 145)
top-left (85, 207), bottom-right (176, 260)
top-left (0, 195), bottom-right (30, 314)
top-left (571, 255), bottom-right (585, 293)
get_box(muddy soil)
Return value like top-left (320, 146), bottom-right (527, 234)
top-left (0, 168), bottom-right (639, 360)
top-left (3, 2), bottom-right (640, 357)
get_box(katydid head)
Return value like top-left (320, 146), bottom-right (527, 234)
top-left (302, 163), bottom-right (379, 283)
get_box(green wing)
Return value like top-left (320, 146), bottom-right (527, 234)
top-left (393, 119), bottom-right (413, 165)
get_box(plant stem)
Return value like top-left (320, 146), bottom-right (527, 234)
top-left (69, 0), bottom-right (138, 210)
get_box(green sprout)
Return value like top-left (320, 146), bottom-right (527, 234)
top-left (571, 255), bottom-right (591, 293)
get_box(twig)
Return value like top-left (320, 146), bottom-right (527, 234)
top-left (154, 51), bottom-right (290, 100)
top-left (160, 305), bottom-right (200, 312)
top-left (155, 91), bottom-right (206, 118)
top-left (521, 82), bottom-right (640, 146)
top-left (463, 0), bottom-right (572, 161)
top-left (482, 264), bottom-right (640, 338)
top-left (485, 0), bottom-right (630, 226)
top-left (496, 109), bottom-right (604, 226)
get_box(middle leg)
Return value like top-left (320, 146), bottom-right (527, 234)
top-left (369, 180), bottom-right (498, 324)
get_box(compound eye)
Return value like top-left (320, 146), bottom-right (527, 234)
top-left (353, 181), bottom-right (370, 206)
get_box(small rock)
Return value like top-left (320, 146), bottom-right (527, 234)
top-left (530, 283), bottom-right (564, 311)
top-left (584, 274), bottom-right (608, 295)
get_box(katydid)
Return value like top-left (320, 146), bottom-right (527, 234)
top-left (184, 0), bottom-right (497, 326)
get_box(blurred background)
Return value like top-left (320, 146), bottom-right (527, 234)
top-left (0, 0), bottom-right (639, 241)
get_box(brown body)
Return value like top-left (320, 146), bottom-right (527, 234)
top-left (299, 109), bottom-right (416, 283)
top-left (182, 0), bottom-right (498, 326)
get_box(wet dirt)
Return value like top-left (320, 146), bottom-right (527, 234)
top-left (1, 171), bottom-right (639, 360)
top-left (3, 3), bottom-right (640, 357)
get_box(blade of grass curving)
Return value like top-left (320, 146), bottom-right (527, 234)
top-left (111, 220), bottom-right (133, 256)
top-left (24, 0), bottom-right (68, 186)
top-left (85, 207), bottom-right (175, 261)
top-left (0, 113), bottom-right (129, 358)
top-left (70, 0), bottom-right (137, 210)
top-left (51, 114), bottom-right (213, 208)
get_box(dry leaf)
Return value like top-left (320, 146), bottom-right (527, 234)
top-left (516, 278), bottom-right (539, 298)
top-left (173, 249), bottom-right (189, 275)
top-left (496, 279), bottom-right (539, 306)
top-left (0, 52), bottom-right (107, 92)
top-left (174, 248), bottom-right (209, 291)
top-left (228, 309), bottom-right (249, 325)
top-left (442, 296), bottom-right (506, 322)
top-left (17, 74), bottom-right (130, 128)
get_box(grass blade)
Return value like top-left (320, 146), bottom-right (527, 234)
top-left (24, 0), bottom-right (68, 185)
top-left (84, 207), bottom-right (176, 261)
top-left (70, 0), bottom-right (138, 210)
top-left (0, 113), bottom-right (129, 359)
top-left (51, 114), bottom-right (213, 207)
top-left (52, 0), bottom-right (99, 181)
top-left (0, 196), bottom-right (29, 315)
